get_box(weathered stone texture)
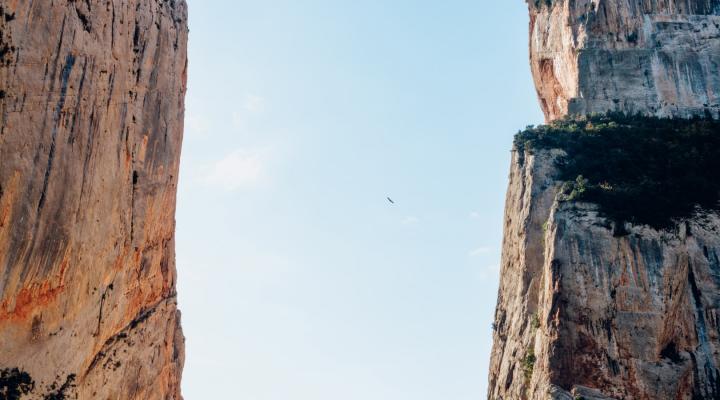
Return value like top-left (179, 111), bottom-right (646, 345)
top-left (489, 148), bottom-right (720, 399)
top-left (529, 0), bottom-right (720, 121)
top-left (0, 1), bottom-right (187, 398)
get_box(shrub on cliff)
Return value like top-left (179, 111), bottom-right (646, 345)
top-left (515, 113), bottom-right (720, 230)
top-left (532, 0), bottom-right (554, 9)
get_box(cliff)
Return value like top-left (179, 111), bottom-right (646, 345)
top-left (0, 1), bottom-right (187, 399)
top-left (490, 0), bottom-right (720, 397)
top-left (529, 0), bottom-right (720, 121)
top-left (488, 116), bottom-right (720, 399)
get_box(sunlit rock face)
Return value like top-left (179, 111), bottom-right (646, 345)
top-left (0, 1), bottom-right (187, 398)
top-left (488, 145), bottom-right (720, 400)
top-left (490, 1), bottom-right (720, 397)
top-left (529, 0), bottom-right (720, 121)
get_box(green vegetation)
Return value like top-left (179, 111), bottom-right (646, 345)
top-left (529, 313), bottom-right (540, 332)
top-left (515, 113), bottom-right (720, 231)
top-left (0, 368), bottom-right (34, 400)
top-left (533, 0), bottom-right (553, 8)
top-left (522, 346), bottom-right (536, 380)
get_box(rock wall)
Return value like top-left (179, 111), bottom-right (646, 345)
top-left (488, 147), bottom-right (720, 399)
top-left (0, 1), bottom-right (187, 398)
top-left (529, 0), bottom-right (720, 121)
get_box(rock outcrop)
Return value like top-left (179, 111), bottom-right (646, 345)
top-left (490, 1), bottom-right (720, 397)
top-left (0, 1), bottom-right (188, 399)
top-left (529, 0), bottom-right (720, 121)
top-left (488, 117), bottom-right (720, 399)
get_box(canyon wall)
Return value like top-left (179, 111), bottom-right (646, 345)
top-left (530, 0), bottom-right (720, 121)
top-left (0, 1), bottom-right (187, 398)
top-left (488, 1), bottom-right (720, 398)
top-left (489, 145), bottom-right (720, 399)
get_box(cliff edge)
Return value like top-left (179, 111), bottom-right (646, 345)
top-left (489, 116), bottom-right (720, 399)
top-left (0, 1), bottom-right (187, 398)
top-left (491, 1), bottom-right (720, 397)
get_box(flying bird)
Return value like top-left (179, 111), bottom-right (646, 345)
top-left (387, 197), bottom-right (395, 204)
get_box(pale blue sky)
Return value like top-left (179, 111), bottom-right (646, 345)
top-left (177, 1), bottom-right (544, 398)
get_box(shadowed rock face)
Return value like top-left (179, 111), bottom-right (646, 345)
top-left (0, 1), bottom-right (187, 399)
top-left (529, 0), bottom-right (720, 121)
top-left (489, 147), bottom-right (720, 400)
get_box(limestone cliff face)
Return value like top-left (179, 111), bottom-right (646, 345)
top-left (489, 147), bottom-right (720, 400)
top-left (0, 1), bottom-right (187, 398)
top-left (529, 0), bottom-right (720, 121)
top-left (494, 0), bottom-right (720, 397)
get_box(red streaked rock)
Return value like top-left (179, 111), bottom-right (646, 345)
top-left (0, 1), bottom-right (187, 398)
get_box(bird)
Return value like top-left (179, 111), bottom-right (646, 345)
top-left (387, 197), bottom-right (395, 204)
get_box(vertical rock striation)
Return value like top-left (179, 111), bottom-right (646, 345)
top-left (489, 118), bottom-right (720, 399)
top-left (0, 1), bottom-right (187, 398)
top-left (489, 0), bottom-right (720, 397)
top-left (529, 0), bottom-right (720, 121)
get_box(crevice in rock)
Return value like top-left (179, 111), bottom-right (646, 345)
top-left (72, 2), bottom-right (91, 33)
top-left (130, 170), bottom-right (138, 244)
top-left (85, 296), bottom-right (175, 376)
top-left (37, 54), bottom-right (76, 214)
top-left (67, 58), bottom-right (89, 145)
top-left (660, 341), bottom-right (683, 363)
top-left (94, 283), bottom-right (113, 337)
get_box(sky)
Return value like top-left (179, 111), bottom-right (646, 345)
top-left (176, 1), bottom-right (544, 399)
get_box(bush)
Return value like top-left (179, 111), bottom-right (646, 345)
top-left (515, 113), bottom-right (720, 230)
top-left (530, 314), bottom-right (541, 332)
top-left (533, 0), bottom-right (553, 9)
top-left (522, 346), bottom-right (536, 379)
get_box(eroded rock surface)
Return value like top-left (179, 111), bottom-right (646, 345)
top-left (529, 0), bottom-right (720, 121)
top-left (489, 146), bottom-right (720, 399)
top-left (0, 1), bottom-right (187, 398)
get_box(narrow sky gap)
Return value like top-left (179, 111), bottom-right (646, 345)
top-left (177, 1), bottom-right (544, 398)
